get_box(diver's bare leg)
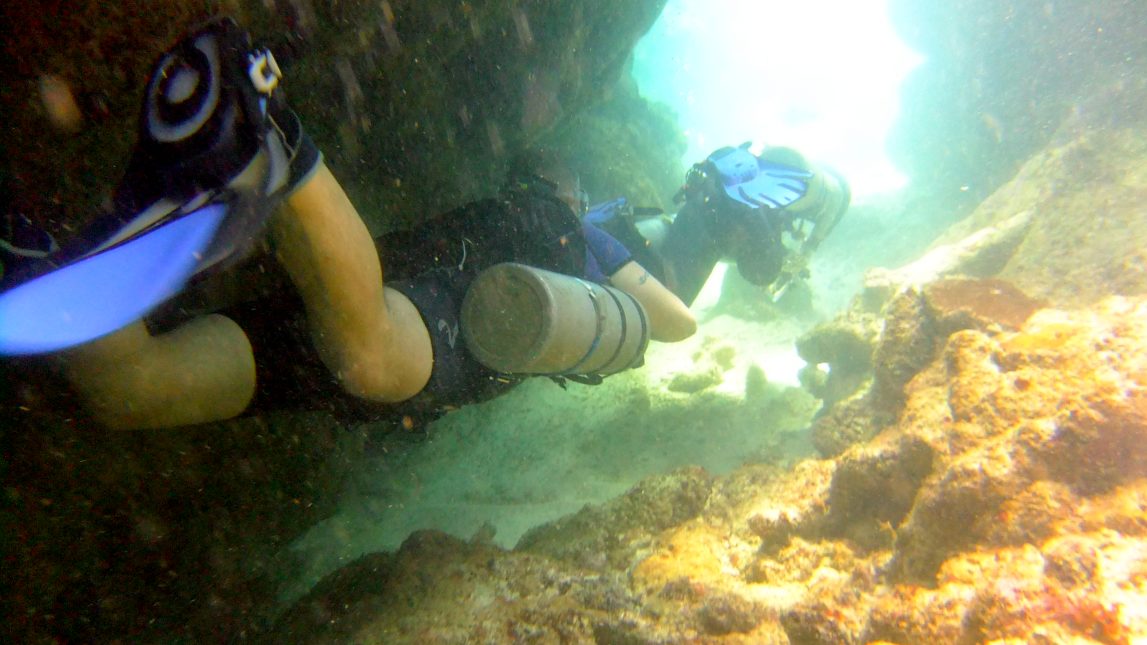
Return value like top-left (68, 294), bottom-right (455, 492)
top-left (60, 316), bottom-right (255, 430)
top-left (270, 162), bottom-right (432, 402)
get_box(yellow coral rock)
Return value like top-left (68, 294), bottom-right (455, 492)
top-left (632, 522), bottom-right (731, 594)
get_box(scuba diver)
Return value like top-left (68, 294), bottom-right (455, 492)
top-left (0, 18), bottom-right (694, 431)
top-left (586, 144), bottom-right (850, 308)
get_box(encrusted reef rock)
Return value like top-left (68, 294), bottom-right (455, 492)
top-left (797, 202), bottom-right (1043, 458)
top-left (875, 277), bottom-right (1045, 410)
top-left (890, 298), bottom-right (1147, 582)
top-left (515, 466), bottom-right (714, 572)
top-left (862, 210), bottom-right (1034, 299)
top-left (271, 296), bottom-right (1147, 643)
top-left (270, 530), bottom-right (647, 643)
top-left (667, 338), bottom-right (739, 394)
top-left (800, 272), bottom-right (1045, 457)
top-left (552, 71), bottom-right (688, 213)
top-left (813, 92), bottom-right (1147, 459)
top-left (808, 390), bottom-right (883, 459)
top-left (795, 316), bottom-right (878, 409)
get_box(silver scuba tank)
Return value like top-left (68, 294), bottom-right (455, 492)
top-left (461, 262), bottom-right (649, 376)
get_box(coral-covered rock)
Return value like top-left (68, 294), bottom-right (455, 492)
top-left (804, 256), bottom-right (1049, 459)
top-left (740, 461), bottom-right (837, 550)
top-left (272, 529), bottom-right (646, 643)
top-left (631, 520), bottom-right (733, 594)
top-left (818, 436), bottom-right (935, 552)
top-left (795, 317), bottom-right (878, 407)
top-left (666, 338), bottom-right (741, 393)
top-left (863, 211), bottom-right (1035, 297)
top-left (924, 277), bottom-right (1045, 333)
top-left (809, 389), bottom-right (882, 458)
top-left (872, 287), bottom-right (936, 410)
top-left (890, 298), bottom-right (1147, 582)
top-left (515, 466), bottom-right (713, 571)
top-left (933, 118), bottom-right (1147, 309)
top-left (667, 365), bottom-right (724, 393)
top-left (878, 277), bottom-right (1043, 412)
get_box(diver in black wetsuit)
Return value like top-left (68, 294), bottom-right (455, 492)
top-left (208, 148), bottom-right (697, 429)
top-left (587, 144), bottom-right (851, 308)
top-left (0, 18), bottom-right (695, 431)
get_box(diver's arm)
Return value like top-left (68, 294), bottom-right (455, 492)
top-left (270, 162), bottom-right (432, 402)
top-left (609, 260), bottom-right (696, 342)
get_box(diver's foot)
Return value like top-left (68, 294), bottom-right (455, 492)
top-left (84, 18), bottom-right (319, 263)
top-left (110, 18), bottom-right (278, 216)
top-left (0, 19), bottom-right (324, 357)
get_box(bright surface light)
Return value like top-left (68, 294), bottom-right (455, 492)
top-left (632, 0), bottom-right (923, 199)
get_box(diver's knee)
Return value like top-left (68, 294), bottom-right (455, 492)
top-left (329, 289), bottom-right (432, 404)
top-left (63, 314), bottom-right (257, 429)
top-left (184, 314), bottom-right (257, 416)
top-left (334, 361), bottom-right (419, 404)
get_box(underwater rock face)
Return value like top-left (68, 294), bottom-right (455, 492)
top-left (795, 316), bottom-right (879, 407)
top-left (805, 99), bottom-right (1147, 453)
top-left (809, 389), bottom-right (883, 458)
top-left (799, 205), bottom-right (1045, 459)
top-left (863, 210), bottom-right (1035, 296)
top-left (0, 0), bottom-right (670, 233)
top-left (887, 0), bottom-right (1147, 215)
top-left (515, 466), bottom-right (714, 572)
top-left (924, 277), bottom-right (1044, 332)
top-left (932, 110), bottom-right (1147, 310)
top-left (801, 274), bottom-right (1046, 458)
top-left (269, 296), bottom-right (1147, 643)
top-left (272, 529), bottom-right (646, 642)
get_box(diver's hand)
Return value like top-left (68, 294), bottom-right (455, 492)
top-left (768, 252), bottom-right (811, 302)
top-left (781, 251), bottom-right (810, 279)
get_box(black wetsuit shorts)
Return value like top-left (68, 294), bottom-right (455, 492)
top-left (222, 266), bottom-right (517, 427)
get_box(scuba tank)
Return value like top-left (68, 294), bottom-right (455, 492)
top-left (461, 262), bottom-right (649, 376)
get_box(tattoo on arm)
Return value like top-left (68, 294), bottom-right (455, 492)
top-left (637, 270), bottom-right (649, 285)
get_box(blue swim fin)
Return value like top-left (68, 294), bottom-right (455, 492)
top-left (0, 203), bottom-right (226, 356)
top-left (0, 19), bottom-right (295, 357)
top-left (708, 146), bottom-right (812, 210)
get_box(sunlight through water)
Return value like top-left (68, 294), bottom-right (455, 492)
top-left (632, 0), bottom-right (923, 199)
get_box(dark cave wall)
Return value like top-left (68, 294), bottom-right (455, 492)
top-left (549, 69), bottom-right (687, 214)
top-left (0, 0), bottom-right (669, 237)
top-left (0, 1), bottom-right (672, 642)
top-left (285, 0), bottom-right (673, 229)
